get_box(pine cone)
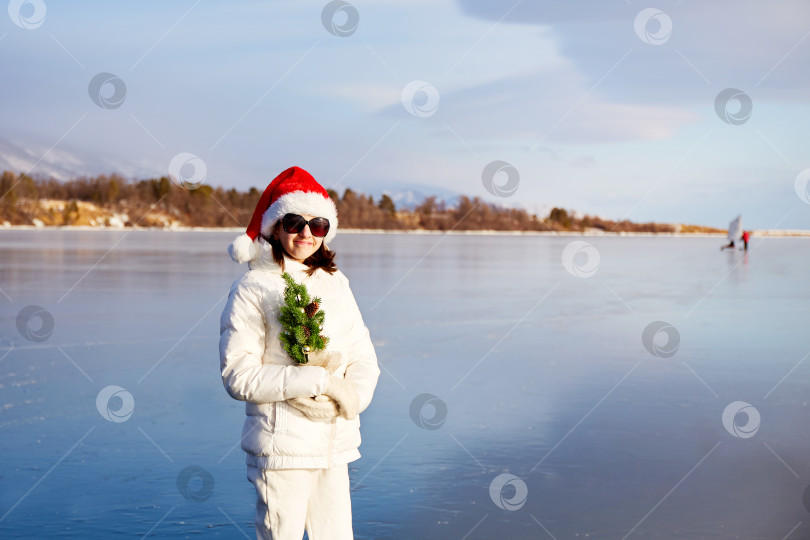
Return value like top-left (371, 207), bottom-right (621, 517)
top-left (303, 327), bottom-right (311, 338)
top-left (304, 301), bottom-right (319, 318)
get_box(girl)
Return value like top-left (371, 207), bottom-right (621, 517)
top-left (219, 166), bottom-right (380, 540)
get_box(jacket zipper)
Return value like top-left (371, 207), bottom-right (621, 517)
top-left (327, 417), bottom-right (336, 467)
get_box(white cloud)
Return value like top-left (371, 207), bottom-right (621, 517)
top-left (458, 0), bottom-right (810, 103)
top-left (382, 63), bottom-right (701, 145)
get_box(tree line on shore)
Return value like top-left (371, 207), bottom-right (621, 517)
top-left (0, 170), bottom-right (677, 233)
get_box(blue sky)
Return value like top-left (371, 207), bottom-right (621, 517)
top-left (1, 0), bottom-right (809, 229)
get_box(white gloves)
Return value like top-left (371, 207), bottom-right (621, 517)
top-left (286, 394), bottom-right (340, 420)
top-left (323, 376), bottom-right (359, 420)
top-left (286, 351), bottom-right (359, 420)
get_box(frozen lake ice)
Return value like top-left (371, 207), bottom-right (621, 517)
top-left (1, 229), bottom-right (809, 539)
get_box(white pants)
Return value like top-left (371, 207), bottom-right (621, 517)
top-left (246, 465), bottom-right (354, 540)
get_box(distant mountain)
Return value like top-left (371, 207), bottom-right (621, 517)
top-left (341, 179), bottom-right (463, 210)
top-left (346, 179), bottom-right (558, 220)
top-left (0, 136), bottom-right (85, 181)
top-left (0, 135), bottom-right (157, 181)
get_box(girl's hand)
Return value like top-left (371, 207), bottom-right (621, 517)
top-left (323, 377), bottom-right (359, 420)
top-left (306, 350), bottom-right (343, 374)
top-left (287, 396), bottom-right (340, 420)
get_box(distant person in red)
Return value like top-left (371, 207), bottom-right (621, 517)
top-left (742, 230), bottom-right (750, 251)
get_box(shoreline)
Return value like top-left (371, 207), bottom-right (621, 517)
top-left (3, 224), bottom-right (810, 237)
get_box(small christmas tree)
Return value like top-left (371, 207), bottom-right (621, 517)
top-left (278, 272), bottom-right (329, 364)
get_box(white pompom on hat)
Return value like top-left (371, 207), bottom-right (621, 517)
top-left (228, 166), bottom-right (338, 263)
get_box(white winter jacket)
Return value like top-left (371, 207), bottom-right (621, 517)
top-left (219, 242), bottom-right (380, 469)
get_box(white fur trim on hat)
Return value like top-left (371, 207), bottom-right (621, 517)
top-left (228, 233), bottom-right (259, 263)
top-left (260, 191), bottom-right (339, 244)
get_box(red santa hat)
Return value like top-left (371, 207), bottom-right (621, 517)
top-left (228, 166), bottom-right (339, 263)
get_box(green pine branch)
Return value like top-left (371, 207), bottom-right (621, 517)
top-left (278, 272), bottom-right (329, 364)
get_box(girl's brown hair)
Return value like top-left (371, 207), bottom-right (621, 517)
top-left (263, 222), bottom-right (337, 276)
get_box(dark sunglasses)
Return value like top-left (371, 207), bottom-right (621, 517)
top-left (281, 213), bottom-right (330, 238)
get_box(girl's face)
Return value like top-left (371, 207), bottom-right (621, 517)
top-left (275, 214), bottom-right (324, 262)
